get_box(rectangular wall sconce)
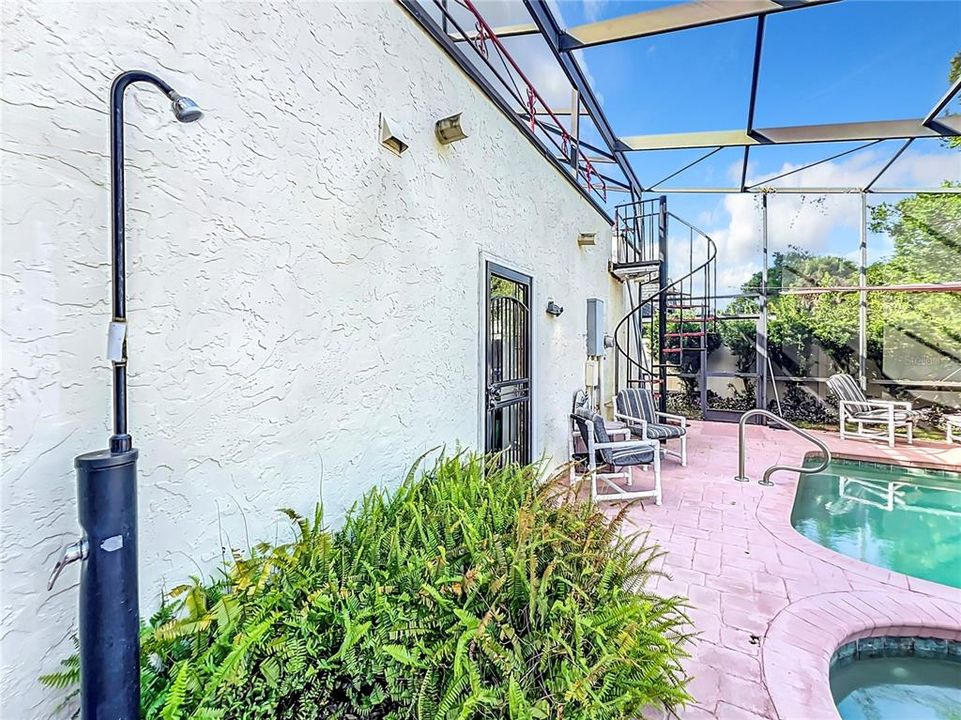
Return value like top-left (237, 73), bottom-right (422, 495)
top-left (577, 232), bottom-right (597, 247)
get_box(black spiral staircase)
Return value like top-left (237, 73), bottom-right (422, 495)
top-left (611, 196), bottom-right (718, 416)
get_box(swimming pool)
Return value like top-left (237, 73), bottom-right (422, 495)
top-left (791, 458), bottom-right (961, 589)
top-left (831, 637), bottom-right (961, 720)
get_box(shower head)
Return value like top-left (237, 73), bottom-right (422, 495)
top-left (169, 92), bottom-right (203, 123)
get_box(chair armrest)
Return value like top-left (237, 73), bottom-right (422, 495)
top-left (607, 427), bottom-right (632, 441)
top-left (614, 412), bottom-right (648, 435)
top-left (654, 411), bottom-right (687, 427)
top-left (843, 399), bottom-right (911, 412)
top-left (865, 399), bottom-right (912, 410)
top-left (614, 411), bottom-right (646, 426)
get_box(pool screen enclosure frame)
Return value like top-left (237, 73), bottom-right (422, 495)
top-left (704, 191), bottom-right (961, 420)
top-left (401, 0), bottom-right (961, 417)
top-left (400, 0), bottom-right (961, 202)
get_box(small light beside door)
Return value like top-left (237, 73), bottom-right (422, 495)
top-left (546, 299), bottom-right (564, 317)
top-left (577, 232), bottom-right (597, 247)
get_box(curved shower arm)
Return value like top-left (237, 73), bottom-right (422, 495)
top-left (112, 70), bottom-right (176, 101)
top-left (734, 409), bottom-right (832, 486)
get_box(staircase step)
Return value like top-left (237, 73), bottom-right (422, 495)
top-left (610, 260), bottom-right (661, 281)
top-left (664, 331), bottom-right (707, 338)
top-left (667, 315), bottom-right (716, 322)
top-left (661, 347), bottom-right (707, 354)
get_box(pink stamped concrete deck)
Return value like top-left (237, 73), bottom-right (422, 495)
top-left (613, 420), bottom-right (961, 720)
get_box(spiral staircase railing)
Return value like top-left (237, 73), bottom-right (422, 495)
top-left (612, 197), bottom-right (718, 415)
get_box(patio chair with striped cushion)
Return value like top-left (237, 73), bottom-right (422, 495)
top-left (570, 407), bottom-right (661, 504)
top-left (827, 373), bottom-right (915, 447)
top-left (614, 387), bottom-right (687, 466)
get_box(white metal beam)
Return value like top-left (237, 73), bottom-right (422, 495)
top-left (561, 0), bottom-right (837, 50)
top-left (655, 186), bottom-right (961, 194)
top-left (621, 116), bottom-right (961, 150)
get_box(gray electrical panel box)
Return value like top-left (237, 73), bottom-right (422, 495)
top-left (586, 298), bottom-right (605, 356)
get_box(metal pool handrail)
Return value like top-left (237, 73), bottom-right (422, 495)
top-left (734, 409), bottom-right (832, 486)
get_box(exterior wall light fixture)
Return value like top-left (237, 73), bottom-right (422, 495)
top-left (546, 299), bottom-right (564, 317)
top-left (380, 114), bottom-right (408, 156)
top-left (577, 232), bottom-right (597, 247)
top-left (435, 113), bottom-right (468, 145)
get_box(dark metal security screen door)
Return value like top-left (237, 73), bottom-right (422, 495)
top-left (485, 263), bottom-right (532, 465)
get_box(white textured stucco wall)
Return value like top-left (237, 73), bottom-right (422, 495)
top-left (1, 1), bottom-right (621, 714)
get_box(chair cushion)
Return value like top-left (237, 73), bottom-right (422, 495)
top-left (616, 387), bottom-right (657, 424)
top-left (572, 411), bottom-right (656, 468)
top-left (631, 423), bottom-right (685, 440)
top-left (851, 408), bottom-right (916, 423)
top-left (571, 411), bottom-right (614, 466)
top-left (827, 374), bottom-right (872, 414)
top-left (610, 445), bottom-right (655, 466)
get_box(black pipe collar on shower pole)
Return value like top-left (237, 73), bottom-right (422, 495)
top-left (48, 69), bottom-right (202, 720)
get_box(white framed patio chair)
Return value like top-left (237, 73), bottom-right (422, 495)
top-left (569, 408), bottom-right (661, 505)
top-left (827, 373), bottom-right (916, 448)
top-left (614, 387), bottom-right (688, 466)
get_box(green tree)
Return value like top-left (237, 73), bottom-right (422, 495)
top-left (720, 248), bottom-right (860, 378)
top-left (868, 186), bottom-right (961, 381)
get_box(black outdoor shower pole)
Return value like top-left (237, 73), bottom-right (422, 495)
top-left (48, 70), bottom-right (201, 720)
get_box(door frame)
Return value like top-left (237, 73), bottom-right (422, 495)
top-left (480, 256), bottom-right (535, 462)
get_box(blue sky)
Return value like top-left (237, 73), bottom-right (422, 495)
top-left (560, 0), bottom-right (960, 130)
top-left (553, 0), bottom-right (960, 187)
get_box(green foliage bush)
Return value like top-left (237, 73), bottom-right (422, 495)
top-left (43, 454), bottom-right (692, 719)
top-left (773, 382), bottom-right (837, 427)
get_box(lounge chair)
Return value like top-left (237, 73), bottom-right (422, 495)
top-left (570, 402), bottom-right (661, 504)
top-left (827, 373), bottom-right (915, 447)
top-left (614, 387), bottom-right (688, 466)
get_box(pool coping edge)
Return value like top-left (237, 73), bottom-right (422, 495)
top-left (761, 591), bottom-right (961, 720)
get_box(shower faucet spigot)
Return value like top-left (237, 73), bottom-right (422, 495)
top-left (48, 538), bottom-right (89, 591)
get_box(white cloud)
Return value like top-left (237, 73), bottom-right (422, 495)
top-left (581, 0), bottom-right (609, 23)
top-left (704, 148), bottom-right (960, 296)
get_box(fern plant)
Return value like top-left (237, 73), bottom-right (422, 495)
top-left (43, 453), bottom-right (692, 719)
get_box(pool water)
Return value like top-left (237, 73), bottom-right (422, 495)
top-left (831, 655), bottom-right (961, 720)
top-left (791, 459), bottom-right (961, 589)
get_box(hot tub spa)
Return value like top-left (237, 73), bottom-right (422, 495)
top-left (830, 636), bottom-right (961, 720)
